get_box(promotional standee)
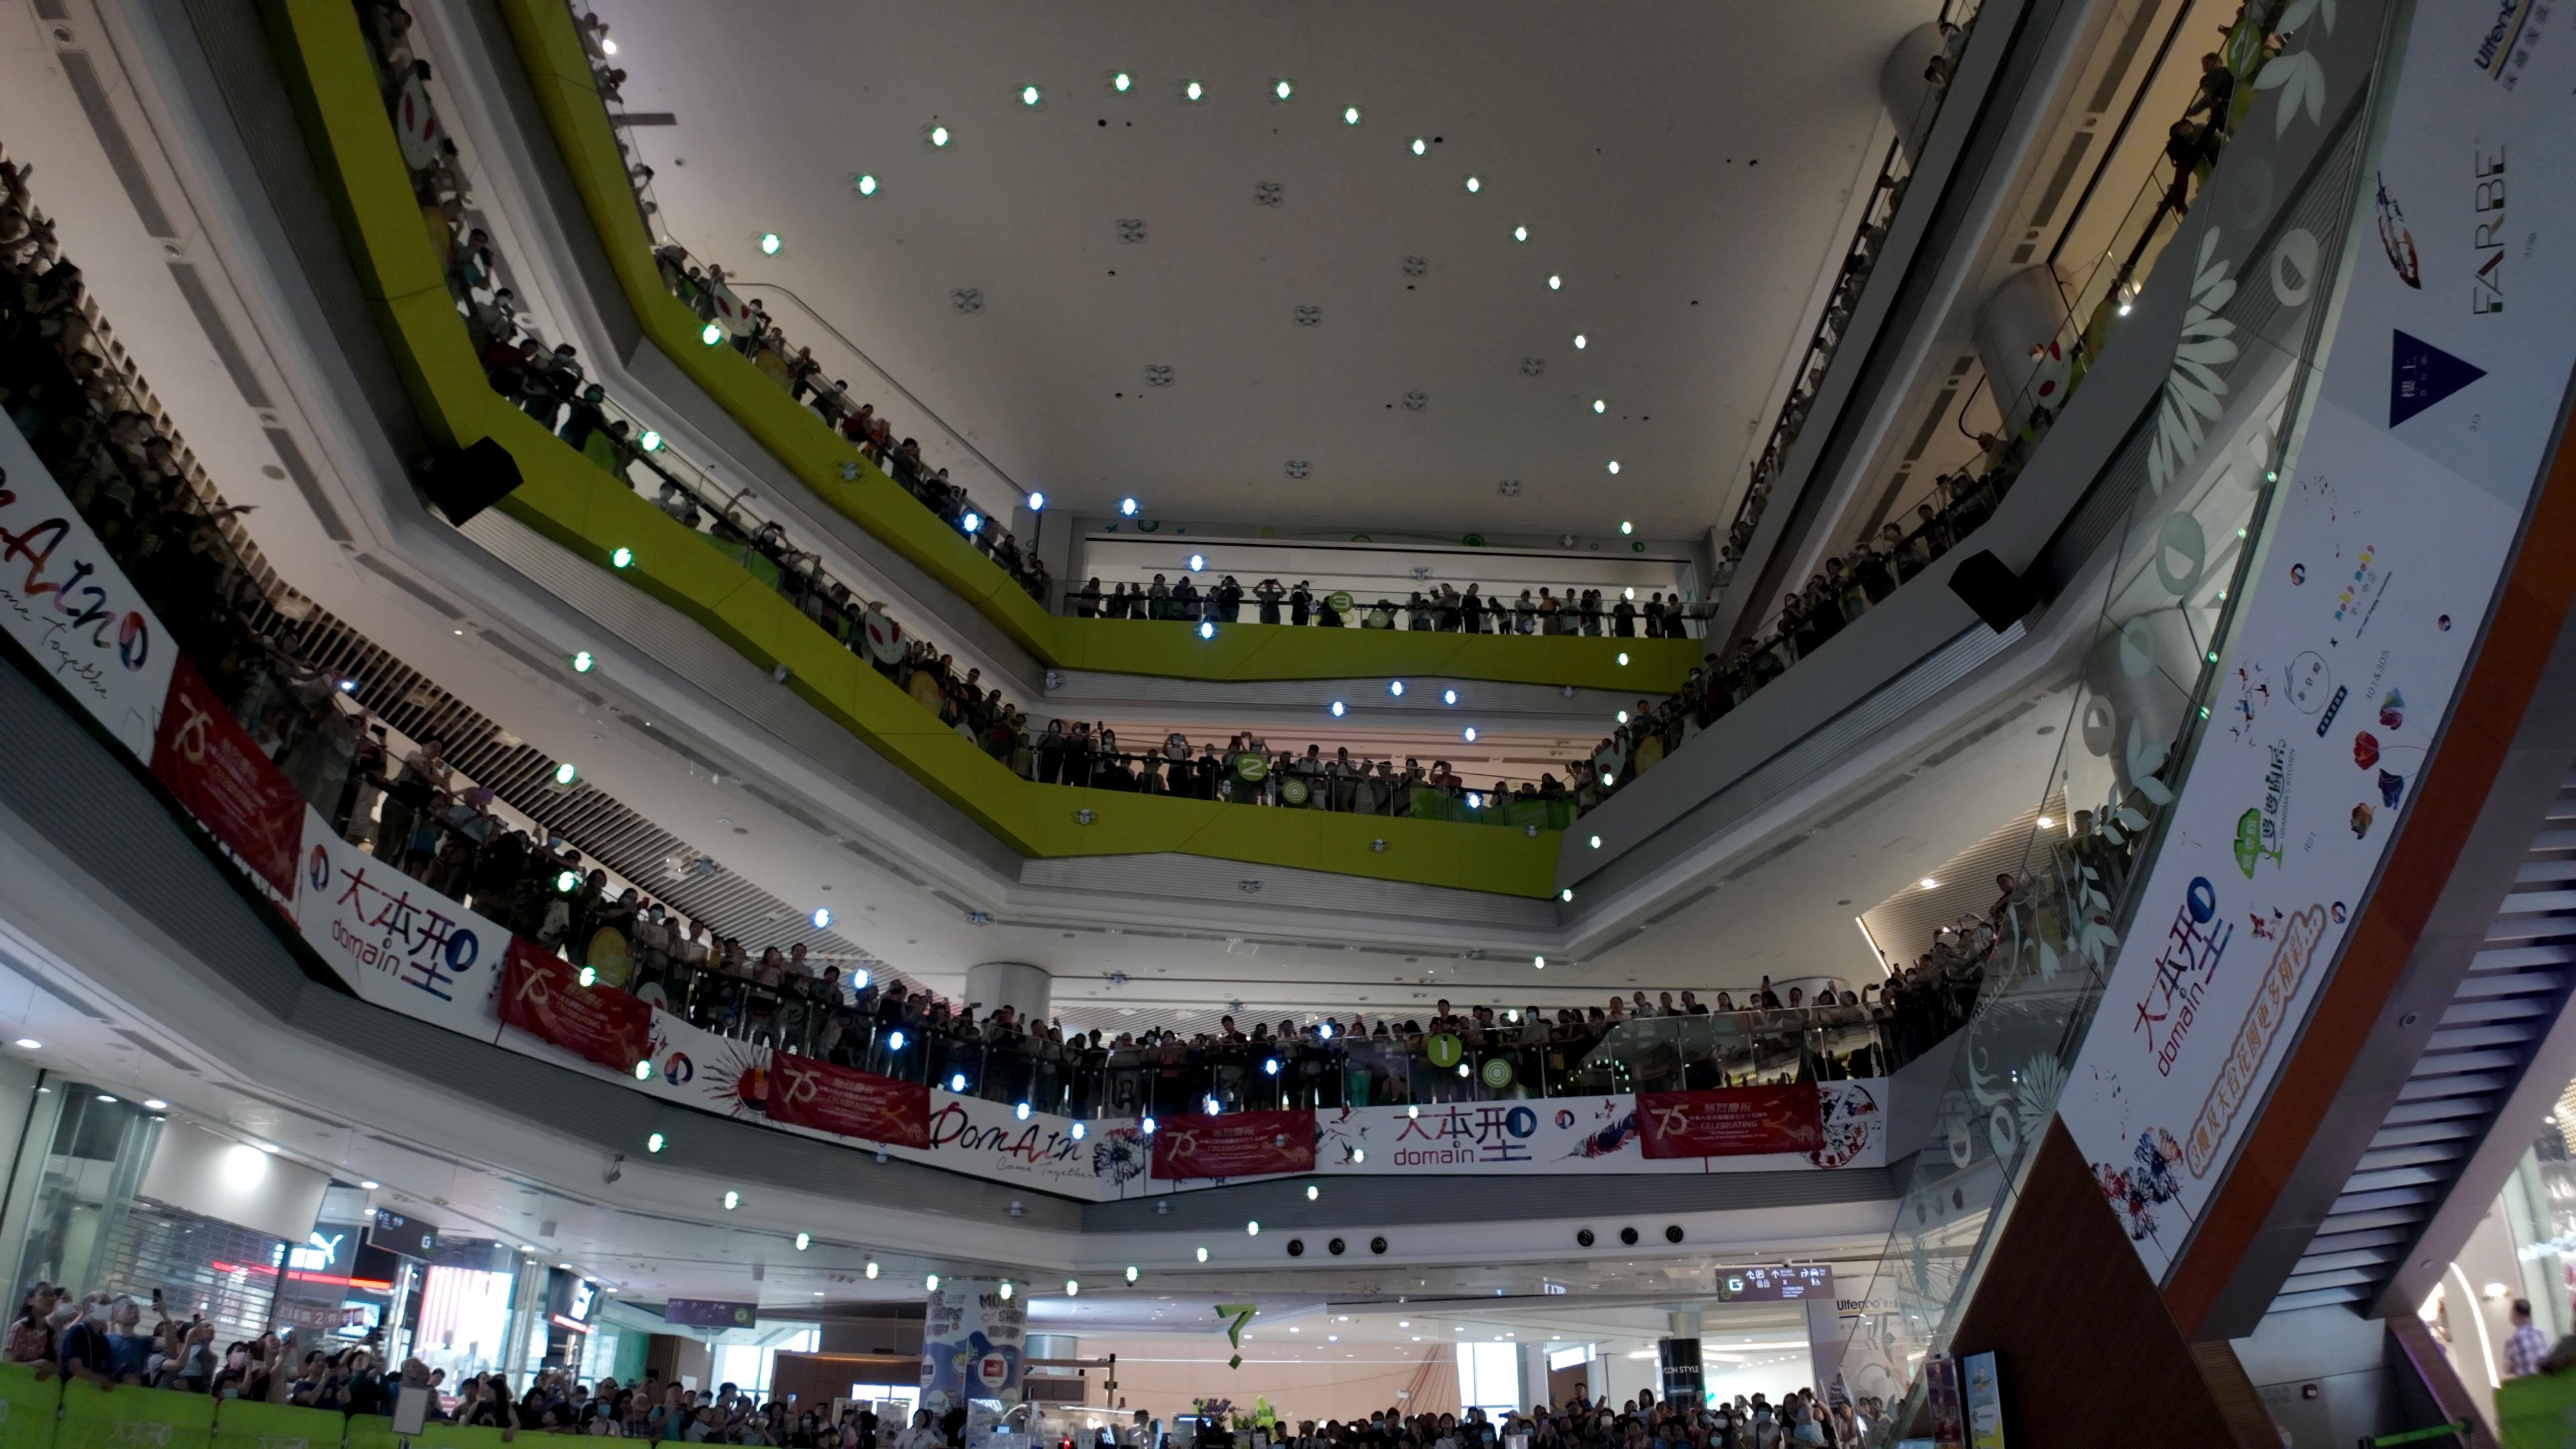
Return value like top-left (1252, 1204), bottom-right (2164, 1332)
top-left (921, 1278), bottom-right (1024, 1449)
top-left (2058, 0), bottom-right (2576, 1280)
top-left (2, 384), bottom-right (1892, 1203)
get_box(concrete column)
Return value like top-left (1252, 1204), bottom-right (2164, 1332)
top-left (1879, 23), bottom-right (1951, 160)
top-left (1657, 1309), bottom-right (1704, 1409)
top-left (1974, 266), bottom-right (2076, 434)
top-left (965, 961), bottom-right (1053, 1026)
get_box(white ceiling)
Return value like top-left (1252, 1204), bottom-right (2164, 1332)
top-left (604, 0), bottom-right (1921, 537)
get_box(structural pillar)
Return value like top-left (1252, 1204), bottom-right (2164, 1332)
top-left (1973, 266), bottom-right (2076, 434)
top-left (1657, 1309), bottom-right (1704, 1409)
top-left (964, 961), bottom-right (1052, 1026)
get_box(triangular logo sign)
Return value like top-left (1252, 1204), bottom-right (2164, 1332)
top-left (2390, 329), bottom-right (2485, 426)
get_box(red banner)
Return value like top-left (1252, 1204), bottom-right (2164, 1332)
top-left (1635, 1084), bottom-right (1823, 1159)
top-left (496, 936), bottom-right (652, 1071)
top-left (1150, 1110), bottom-right (1315, 1179)
top-left (149, 657), bottom-right (304, 898)
top-left (764, 1051), bottom-right (930, 1148)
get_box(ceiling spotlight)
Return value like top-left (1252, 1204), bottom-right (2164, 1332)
top-left (13, 1039), bottom-right (38, 1051)
top-left (1120, 496), bottom-right (1140, 517)
top-left (1618, 519), bottom-right (1634, 535)
top-left (1195, 1246), bottom-right (1210, 1263)
top-left (360, 1180), bottom-right (380, 1191)
top-left (1203, 1095), bottom-right (1222, 1115)
top-left (578, 966), bottom-right (597, 987)
top-left (1601, 773), bottom-right (1615, 787)
top-left (1183, 80), bottom-right (1205, 102)
top-left (795, 1232), bottom-right (811, 1251)
top-left (637, 430), bottom-right (661, 452)
top-left (646, 1132), bottom-right (665, 1152)
top-left (1606, 460), bottom-right (1621, 474)
top-left (1330, 700), bottom-right (1347, 718)
top-left (961, 511), bottom-right (983, 534)
top-left (553, 761), bottom-right (578, 786)
top-left (1546, 274), bottom-right (1562, 290)
top-left (1623, 586), bottom-right (1635, 600)
top-left (143, 1098), bottom-right (168, 1111)
top-left (928, 125), bottom-right (951, 148)
top-left (758, 233), bottom-right (781, 256)
top-left (1125, 1265), bottom-right (1141, 1283)
top-left (925, 1273), bottom-right (940, 1291)
top-left (1409, 137), bottom-right (1428, 156)
top-left (1388, 680), bottom-right (1406, 697)
top-left (610, 546), bottom-right (634, 568)
top-left (700, 323), bottom-right (723, 346)
top-left (1512, 225), bottom-right (1529, 243)
top-left (950, 1073), bottom-right (968, 1091)
top-left (1071, 1122), bottom-right (1087, 1140)
top-left (1572, 333), bottom-right (1587, 350)
top-left (888, 1030), bottom-right (908, 1051)
top-left (1066, 1279), bottom-right (1081, 1297)
top-left (1442, 688), bottom-right (1458, 705)
top-left (812, 907), bottom-right (832, 930)
top-left (1462, 175), bottom-right (1483, 193)
top-left (998, 1281), bottom-right (1014, 1299)
top-left (571, 649), bottom-right (594, 673)
top-left (1617, 652), bottom-right (1630, 666)
top-left (1197, 621), bottom-right (1216, 640)
top-left (1616, 710), bottom-right (1629, 724)
top-left (1594, 399), bottom-right (1608, 415)
top-left (1560, 889), bottom-right (1574, 903)
top-left (1590, 835), bottom-right (1602, 849)
top-left (1020, 85), bottom-right (1042, 107)
top-left (1921, 877), bottom-right (1939, 890)
top-left (865, 1260), bottom-right (880, 1279)
top-left (1140, 1116), bottom-right (1157, 1134)
top-left (633, 1060), bottom-right (653, 1081)
top-left (1246, 1221), bottom-right (1260, 1236)
top-left (1112, 72), bottom-right (1133, 93)
top-left (1462, 727), bottom-right (1478, 742)
top-left (600, 38), bottom-right (616, 54)
top-left (1534, 955), bottom-right (1547, 969)
top-left (1273, 78), bottom-right (1294, 101)
top-left (722, 1191), bottom-right (739, 1210)
top-left (1342, 105), bottom-right (1363, 125)
top-left (1016, 1102), bottom-right (1032, 1120)
top-left (1026, 490), bottom-right (1046, 511)
top-left (853, 174), bottom-right (878, 197)
top-left (1306, 1184), bottom-right (1320, 1201)
top-left (1187, 553), bottom-right (1205, 572)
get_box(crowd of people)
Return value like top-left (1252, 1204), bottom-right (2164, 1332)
top-left (1179, 1385), bottom-right (1883, 1449)
top-left (1067, 578), bottom-right (1708, 639)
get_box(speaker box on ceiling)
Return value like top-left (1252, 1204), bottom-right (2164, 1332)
top-left (423, 437), bottom-right (526, 527)
top-left (1947, 549), bottom-right (2037, 633)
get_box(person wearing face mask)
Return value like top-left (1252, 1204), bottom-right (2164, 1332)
top-left (4, 1284), bottom-right (57, 1366)
top-left (56, 1294), bottom-right (114, 1388)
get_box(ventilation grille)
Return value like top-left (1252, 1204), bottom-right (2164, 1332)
top-left (2266, 767), bottom-right (2576, 1314)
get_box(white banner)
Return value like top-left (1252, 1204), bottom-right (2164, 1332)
top-left (1311, 1081), bottom-right (1888, 1177)
top-left (2061, 2), bottom-right (2576, 1279)
top-left (297, 806), bottom-right (506, 1042)
top-left (0, 418), bottom-right (176, 758)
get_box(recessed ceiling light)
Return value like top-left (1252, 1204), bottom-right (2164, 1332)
top-left (1442, 688), bottom-right (1458, 705)
top-left (97, 1095), bottom-right (119, 1104)
top-left (1273, 79), bottom-right (1294, 101)
top-left (928, 125), bottom-right (951, 148)
top-left (1183, 80), bottom-right (1205, 102)
top-left (1572, 333), bottom-right (1587, 349)
top-left (1618, 519), bottom-right (1633, 534)
top-left (10, 1039), bottom-right (36, 1050)
top-left (1462, 175), bottom-right (1482, 193)
top-left (1589, 835), bottom-right (1601, 849)
top-left (1546, 274), bottom-right (1562, 290)
top-left (143, 1099), bottom-right (168, 1111)
top-left (1594, 399), bottom-right (1608, 415)
top-left (360, 1181), bottom-right (380, 1191)
top-left (698, 323), bottom-right (723, 346)
top-left (1921, 877), bottom-right (1939, 890)
top-left (1606, 460), bottom-right (1621, 474)
top-left (1533, 955), bottom-right (1547, 968)
top-left (1020, 85), bottom-right (1042, 107)
top-left (758, 233), bottom-right (781, 256)
top-left (2037, 816), bottom-right (2055, 828)
top-left (1409, 137), bottom-right (1428, 156)
top-left (599, 38), bottom-right (616, 55)
top-left (1112, 72), bottom-right (1133, 93)
top-left (1330, 700), bottom-right (1346, 717)
top-left (1342, 105), bottom-right (1362, 125)
top-left (1512, 225), bottom-right (1529, 243)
